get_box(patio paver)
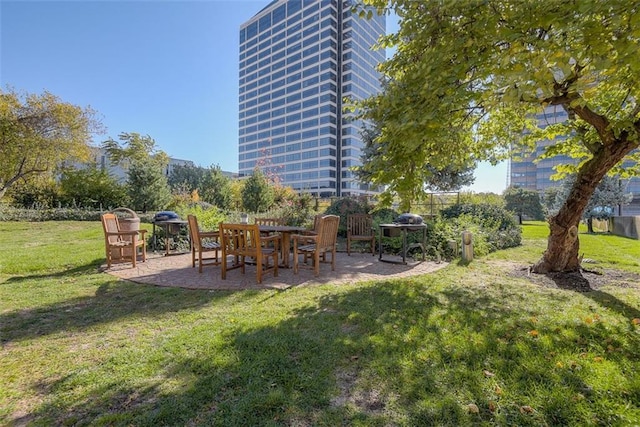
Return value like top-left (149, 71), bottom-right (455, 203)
top-left (102, 251), bottom-right (448, 290)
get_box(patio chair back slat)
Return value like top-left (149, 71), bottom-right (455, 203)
top-left (187, 214), bottom-right (221, 273)
top-left (292, 214), bottom-right (339, 276)
top-left (347, 214), bottom-right (376, 255)
top-left (219, 223), bottom-right (279, 284)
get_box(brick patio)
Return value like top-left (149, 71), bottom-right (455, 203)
top-left (102, 250), bottom-right (448, 291)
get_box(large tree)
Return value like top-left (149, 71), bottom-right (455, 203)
top-left (356, 0), bottom-right (640, 276)
top-left (0, 88), bottom-right (103, 200)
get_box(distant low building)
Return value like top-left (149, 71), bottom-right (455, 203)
top-left (88, 147), bottom-right (194, 182)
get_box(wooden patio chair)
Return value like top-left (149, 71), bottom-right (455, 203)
top-left (187, 214), bottom-right (221, 273)
top-left (101, 212), bottom-right (147, 268)
top-left (347, 213), bottom-right (376, 256)
top-left (292, 214), bottom-right (340, 276)
top-left (219, 223), bottom-right (280, 284)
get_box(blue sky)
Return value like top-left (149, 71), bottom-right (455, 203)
top-left (1, 0), bottom-right (507, 194)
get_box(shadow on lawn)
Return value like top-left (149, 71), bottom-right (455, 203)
top-left (15, 277), bottom-right (640, 426)
top-left (1, 265), bottom-right (236, 345)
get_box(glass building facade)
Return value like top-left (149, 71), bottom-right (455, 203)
top-left (510, 105), bottom-right (640, 215)
top-left (238, 0), bottom-right (385, 197)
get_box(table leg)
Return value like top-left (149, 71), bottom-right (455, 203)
top-left (379, 227), bottom-right (383, 261)
top-left (281, 232), bottom-right (290, 268)
top-left (165, 224), bottom-right (170, 256)
top-left (402, 228), bottom-right (408, 264)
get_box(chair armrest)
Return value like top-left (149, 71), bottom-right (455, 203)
top-left (260, 234), bottom-right (281, 243)
top-left (292, 233), bottom-right (317, 243)
top-left (199, 231), bottom-right (219, 238)
top-left (106, 230), bottom-right (140, 237)
top-left (260, 233), bottom-right (280, 250)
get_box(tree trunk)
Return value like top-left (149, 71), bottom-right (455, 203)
top-left (531, 140), bottom-right (636, 275)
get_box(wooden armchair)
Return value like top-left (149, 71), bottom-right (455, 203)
top-left (219, 223), bottom-right (280, 284)
top-left (292, 215), bottom-right (340, 276)
top-left (347, 214), bottom-right (376, 256)
top-left (101, 213), bottom-right (147, 268)
top-left (255, 217), bottom-right (285, 239)
top-left (187, 215), bottom-right (221, 273)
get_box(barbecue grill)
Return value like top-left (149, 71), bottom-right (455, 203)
top-left (153, 211), bottom-right (180, 222)
top-left (394, 213), bottom-right (423, 225)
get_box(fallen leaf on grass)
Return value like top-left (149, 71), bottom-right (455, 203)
top-left (467, 403), bottom-right (479, 414)
top-left (632, 318), bottom-right (640, 325)
top-left (483, 370), bottom-right (495, 377)
top-left (520, 405), bottom-right (534, 414)
top-left (528, 330), bottom-right (539, 337)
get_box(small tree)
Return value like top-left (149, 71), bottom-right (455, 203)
top-left (503, 187), bottom-right (545, 224)
top-left (201, 165), bottom-right (233, 210)
top-left (167, 164), bottom-right (206, 194)
top-left (241, 168), bottom-right (274, 213)
top-left (59, 166), bottom-right (127, 209)
top-left (127, 160), bottom-right (171, 212)
top-left (6, 176), bottom-right (60, 209)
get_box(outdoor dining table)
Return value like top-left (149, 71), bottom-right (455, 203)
top-left (258, 225), bottom-right (308, 268)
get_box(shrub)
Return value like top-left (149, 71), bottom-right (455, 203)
top-left (172, 202), bottom-right (226, 231)
top-left (324, 196), bottom-right (373, 236)
top-left (0, 206), bottom-right (103, 222)
top-left (432, 203), bottom-right (522, 259)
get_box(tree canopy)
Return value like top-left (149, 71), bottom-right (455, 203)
top-left (101, 132), bottom-right (169, 170)
top-left (355, 122), bottom-right (475, 210)
top-left (0, 87), bottom-right (103, 200)
top-left (355, 0), bottom-right (640, 275)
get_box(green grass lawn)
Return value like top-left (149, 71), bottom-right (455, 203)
top-left (1, 220), bottom-right (639, 426)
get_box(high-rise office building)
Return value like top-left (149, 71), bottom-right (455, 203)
top-left (510, 105), bottom-right (573, 191)
top-left (510, 105), bottom-right (640, 215)
top-left (238, 0), bottom-right (385, 197)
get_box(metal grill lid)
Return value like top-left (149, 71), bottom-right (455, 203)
top-left (394, 213), bottom-right (423, 224)
top-left (153, 211), bottom-right (179, 221)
